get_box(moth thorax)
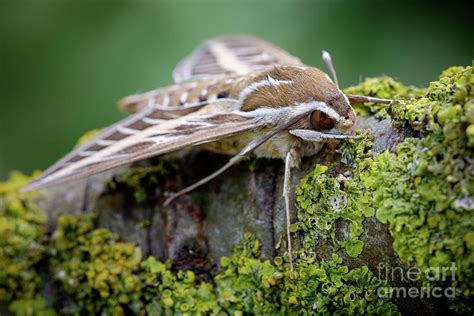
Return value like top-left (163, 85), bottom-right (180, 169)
top-left (239, 77), bottom-right (294, 111)
top-left (239, 66), bottom-right (341, 112)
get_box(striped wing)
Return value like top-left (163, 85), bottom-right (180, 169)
top-left (118, 75), bottom-right (242, 114)
top-left (23, 101), bottom-right (263, 191)
top-left (173, 35), bottom-right (304, 83)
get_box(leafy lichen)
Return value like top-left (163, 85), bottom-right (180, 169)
top-left (0, 173), bottom-right (398, 315)
top-left (48, 215), bottom-right (398, 315)
top-left (297, 65), bottom-right (473, 313)
top-left (49, 214), bottom-right (144, 314)
top-left (295, 134), bottom-right (375, 258)
top-left (0, 171), bottom-right (55, 315)
top-left (9, 296), bottom-right (56, 316)
top-left (360, 66), bottom-right (473, 312)
top-left (215, 234), bottom-right (398, 315)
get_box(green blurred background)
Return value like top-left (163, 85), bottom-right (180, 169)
top-left (0, 0), bottom-right (472, 180)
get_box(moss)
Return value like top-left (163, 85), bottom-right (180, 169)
top-left (344, 76), bottom-right (424, 118)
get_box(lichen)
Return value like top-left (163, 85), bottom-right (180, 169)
top-left (359, 65), bottom-right (473, 312)
top-left (0, 171), bottom-right (55, 315)
top-left (297, 65), bottom-right (473, 313)
top-left (1, 173), bottom-right (397, 315)
top-left (49, 213), bottom-right (216, 315)
top-left (49, 214), bottom-right (144, 314)
top-left (216, 234), bottom-right (398, 315)
top-left (49, 216), bottom-right (398, 315)
top-left (9, 296), bottom-right (56, 316)
top-left (295, 134), bottom-right (375, 258)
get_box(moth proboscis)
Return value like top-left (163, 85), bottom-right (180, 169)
top-left (23, 35), bottom-right (391, 278)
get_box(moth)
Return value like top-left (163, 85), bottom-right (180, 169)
top-left (23, 35), bottom-right (390, 277)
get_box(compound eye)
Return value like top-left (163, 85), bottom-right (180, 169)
top-left (310, 110), bottom-right (335, 131)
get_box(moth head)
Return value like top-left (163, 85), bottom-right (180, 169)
top-left (311, 50), bottom-right (356, 133)
top-left (285, 66), bottom-right (356, 133)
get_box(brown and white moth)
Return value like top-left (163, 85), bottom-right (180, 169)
top-left (23, 35), bottom-right (390, 277)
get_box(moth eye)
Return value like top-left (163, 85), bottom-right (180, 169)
top-left (310, 110), bottom-right (335, 131)
top-left (217, 91), bottom-right (229, 99)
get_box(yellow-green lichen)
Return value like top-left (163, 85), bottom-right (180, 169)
top-left (0, 171), bottom-right (55, 315)
top-left (49, 218), bottom-right (398, 315)
top-left (1, 172), bottom-right (398, 315)
top-left (140, 257), bottom-right (220, 315)
top-left (295, 134), bottom-right (375, 258)
top-left (215, 234), bottom-right (398, 315)
top-left (359, 66), bottom-right (473, 312)
top-left (49, 214), bottom-right (144, 314)
top-left (392, 66), bottom-right (474, 136)
top-left (298, 65), bottom-right (473, 313)
top-left (49, 213), bottom-right (217, 314)
top-left (9, 296), bottom-right (56, 316)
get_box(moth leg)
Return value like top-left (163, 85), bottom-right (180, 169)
top-left (163, 155), bottom-right (245, 206)
top-left (284, 149), bottom-right (297, 279)
top-left (164, 110), bottom-right (316, 206)
top-left (289, 129), bottom-right (364, 142)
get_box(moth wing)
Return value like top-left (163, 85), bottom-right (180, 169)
top-left (173, 34), bottom-right (304, 83)
top-left (118, 80), bottom-right (208, 114)
top-left (23, 101), bottom-right (263, 191)
top-left (117, 77), bottom-right (240, 114)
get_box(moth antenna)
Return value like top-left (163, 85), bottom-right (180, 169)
top-left (345, 94), bottom-right (392, 104)
top-left (322, 50), bottom-right (339, 88)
